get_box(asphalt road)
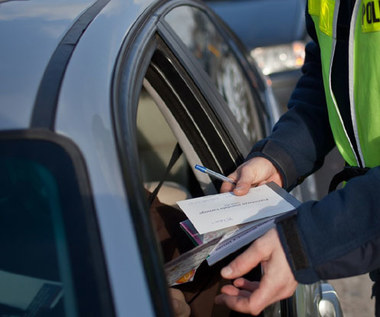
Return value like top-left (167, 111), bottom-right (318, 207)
top-left (329, 274), bottom-right (374, 316)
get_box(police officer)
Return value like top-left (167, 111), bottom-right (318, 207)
top-left (215, 0), bottom-right (380, 315)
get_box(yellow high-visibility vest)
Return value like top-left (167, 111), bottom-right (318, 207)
top-left (308, 0), bottom-right (380, 167)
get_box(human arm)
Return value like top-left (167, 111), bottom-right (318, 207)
top-left (221, 165), bottom-right (380, 285)
top-left (234, 9), bottom-right (335, 193)
top-left (216, 167), bottom-right (380, 315)
top-left (279, 167), bottom-right (380, 283)
top-left (222, 8), bottom-right (334, 195)
top-left (222, 35), bottom-right (335, 195)
top-left (217, 5), bottom-right (380, 313)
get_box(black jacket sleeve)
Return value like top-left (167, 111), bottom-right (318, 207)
top-left (246, 10), bottom-right (335, 191)
top-left (277, 167), bottom-right (380, 284)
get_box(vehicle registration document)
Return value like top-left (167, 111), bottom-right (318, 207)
top-left (176, 182), bottom-right (298, 234)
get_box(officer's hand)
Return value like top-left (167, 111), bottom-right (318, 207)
top-left (220, 157), bottom-right (283, 195)
top-left (215, 229), bottom-right (298, 316)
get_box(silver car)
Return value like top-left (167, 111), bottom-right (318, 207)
top-left (0, 0), bottom-right (341, 316)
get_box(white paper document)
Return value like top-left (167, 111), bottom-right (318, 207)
top-left (177, 183), bottom-right (296, 234)
top-left (206, 217), bottom-right (276, 265)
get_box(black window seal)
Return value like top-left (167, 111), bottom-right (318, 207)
top-left (0, 128), bottom-right (115, 317)
top-left (147, 39), bottom-right (243, 177)
top-left (111, 14), bottom-right (175, 317)
top-left (31, 0), bottom-right (110, 130)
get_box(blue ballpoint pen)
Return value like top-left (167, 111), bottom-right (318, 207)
top-left (194, 164), bottom-right (236, 184)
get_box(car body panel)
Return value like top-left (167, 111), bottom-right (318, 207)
top-left (0, 0), bottom-right (95, 129)
top-left (55, 1), bottom-right (158, 316)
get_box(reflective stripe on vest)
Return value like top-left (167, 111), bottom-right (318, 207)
top-left (308, 0), bottom-right (380, 168)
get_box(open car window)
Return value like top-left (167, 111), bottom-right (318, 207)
top-left (137, 39), bottom-right (243, 198)
top-left (137, 86), bottom-right (200, 204)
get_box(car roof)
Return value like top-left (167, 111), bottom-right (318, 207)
top-left (0, 0), bottom-right (155, 131)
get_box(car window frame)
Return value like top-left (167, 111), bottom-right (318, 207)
top-left (112, 2), bottom-right (274, 315)
top-left (112, 2), bottom-right (254, 313)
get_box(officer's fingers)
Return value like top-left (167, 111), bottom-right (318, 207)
top-left (244, 270), bottom-right (297, 316)
top-left (216, 277), bottom-right (276, 316)
top-left (233, 278), bottom-right (260, 292)
top-left (220, 241), bottom-right (264, 279)
top-left (233, 158), bottom-right (276, 195)
top-left (245, 240), bottom-right (298, 314)
top-left (232, 166), bottom-right (257, 195)
top-left (244, 278), bottom-right (277, 315)
top-left (219, 284), bottom-right (240, 296)
top-left (214, 292), bottom-right (252, 315)
top-left (220, 181), bottom-right (234, 193)
top-left (232, 181), bottom-right (252, 196)
top-left (219, 285), bottom-right (250, 299)
top-left (219, 279), bottom-right (258, 296)
top-left (220, 172), bottom-right (237, 193)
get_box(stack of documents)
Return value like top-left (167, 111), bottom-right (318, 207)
top-left (164, 182), bottom-right (299, 285)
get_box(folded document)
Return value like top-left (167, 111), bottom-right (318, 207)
top-left (177, 182), bottom-right (299, 234)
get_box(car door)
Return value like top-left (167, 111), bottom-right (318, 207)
top-left (111, 2), bottom-right (291, 316)
top-left (45, 0), bottom-right (323, 315)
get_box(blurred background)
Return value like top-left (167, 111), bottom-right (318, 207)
top-left (202, 0), bottom-right (374, 315)
top-left (204, 0), bottom-right (307, 113)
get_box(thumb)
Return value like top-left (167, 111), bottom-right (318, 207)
top-left (233, 169), bottom-right (256, 196)
top-left (233, 179), bottom-right (252, 196)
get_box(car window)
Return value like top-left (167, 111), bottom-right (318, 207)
top-left (164, 5), bottom-right (265, 144)
top-left (137, 40), bottom-right (245, 196)
top-left (0, 157), bottom-right (69, 316)
top-left (0, 137), bottom-right (113, 317)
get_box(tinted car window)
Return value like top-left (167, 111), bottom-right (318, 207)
top-left (165, 6), bottom-right (263, 144)
top-left (0, 137), bottom-right (113, 317)
top-left (0, 157), bottom-right (69, 316)
top-left (137, 45), bottom-right (241, 197)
